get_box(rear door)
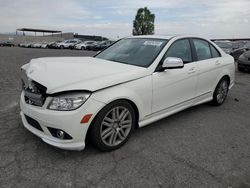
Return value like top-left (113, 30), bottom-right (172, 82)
top-left (192, 38), bottom-right (222, 96)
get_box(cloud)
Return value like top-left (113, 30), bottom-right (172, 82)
top-left (0, 0), bottom-right (249, 39)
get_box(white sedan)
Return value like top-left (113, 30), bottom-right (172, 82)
top-left (57, 39), bottom-right (81, 49)
top-left (74, 41), bottom-right (95, 50)
top-left (20, 35), bottom-right (235, 151)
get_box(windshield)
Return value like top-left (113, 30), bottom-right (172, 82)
top-left (95, 38), bottom-right (168, 67)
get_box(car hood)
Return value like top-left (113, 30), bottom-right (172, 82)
top-left (22, 57), bottom-right (150, 94)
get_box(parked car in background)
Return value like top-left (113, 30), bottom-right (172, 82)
top-left (20, 35), bottom-right (235, 151)
top-left (214, 41), bottom-right (234, 54)
top-left (91, 40), bottom-right (113, 51)
top-left (47, 41), bottom-right (60, 49)
top-left (230, 47), bottom-right (249, 62)
top-left (41, 43), bottom-right (49, 49)
top-left (57, 39), bottom-right (82, 49)
top-left (19, 42), bottom-right (31, 48)
top-left (0, 41), bottom-right (15, 47)
top-left (32, 42), bottom-right (43, 48)
top-left (86, 41), bottom-right (100, 50)
top-left (244, 42), bottom-right (250, 49)
top-left (232, 41), bottom-right (245, 49)
top-left (69, 40), bottom-right (82, 50)
top-left (238, 50), bottom-right (250, 72)
top-left (19, 43), bottom-right (26, 47)
top-left (26, 42), bottom-right (35, 48)
top-left (74, 41), bottom-right (95, 50)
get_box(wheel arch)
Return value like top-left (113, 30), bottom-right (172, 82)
top-left (212, 69), bottom-right (232, 93)
top-left (221, 75), bottom-right (230, 85)
top-left (85, 98), bottom-right (140, 142)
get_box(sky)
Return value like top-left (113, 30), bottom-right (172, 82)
top-left (0, 0), bottom-right (249, 39)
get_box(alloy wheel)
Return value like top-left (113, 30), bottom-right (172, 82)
top-left (216, 80), bottom-right (228, 104)
top-left (100, 106), bottom-right (132, 147)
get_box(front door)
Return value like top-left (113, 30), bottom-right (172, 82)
top-left (152, 39), bottom-right (197, 113)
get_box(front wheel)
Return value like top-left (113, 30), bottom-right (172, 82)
top-left (211, 78), bottom-right (229, 106)
top-left (90, 100), bottom-right (136, 151)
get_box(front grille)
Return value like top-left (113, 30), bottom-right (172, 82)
top-left (25, 115), bottom-right (43, 132)
top-left (23, 80), bottom-right (47, 107)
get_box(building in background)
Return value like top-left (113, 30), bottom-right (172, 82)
top-left (0, 28), bottom-right (107, 44)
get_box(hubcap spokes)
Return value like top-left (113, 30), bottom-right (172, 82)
top-left (101, 107), bottom-right (132, 146)
top-left (217, 81), bottom-right (228, 103)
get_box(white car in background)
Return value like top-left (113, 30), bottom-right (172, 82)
top-left (32, 42), bottom-right (42, 48)
top-left (23, 42), bottom-right (35, 48)
top-left (41, 43), bottom-right (48, 49)
top-left (57, 39), bottom-right (82, 49)
top-left (20, 35), bottom-right (235, 151)
top-left (75, 41), bottom-right (95, 50)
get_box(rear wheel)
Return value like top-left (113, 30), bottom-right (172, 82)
top-left (211, 78), bottom-right (229, 106)
top-left (90, 100), bottom-right (136, 151)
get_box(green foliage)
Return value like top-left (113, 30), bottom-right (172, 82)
top-left (133, 7), bottom-right (155, 35)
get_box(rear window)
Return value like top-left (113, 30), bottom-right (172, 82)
top-left (210, 44), bottom-right (221, 58)
top-left (193, 39), bottom-right (212, 61)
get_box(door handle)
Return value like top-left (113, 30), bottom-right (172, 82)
top-left (188, 67), bottom-right (196, 74)
top-left (215, 60), bottom-right (220, 65)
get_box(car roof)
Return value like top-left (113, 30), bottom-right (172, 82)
top-left (128, 35), bottom-right (177, 40)
top-left (127, 35), bottom-right (212, 41)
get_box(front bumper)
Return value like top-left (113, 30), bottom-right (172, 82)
top-left (20, 91), bottom-right (105, 151)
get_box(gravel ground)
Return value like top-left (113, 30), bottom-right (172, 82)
top-left (0, 47), bottom-right (250, 188)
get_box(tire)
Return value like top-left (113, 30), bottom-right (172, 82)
top-left (60, 45), bottom-right (64, 49)
top-left (81, 46), bottom-right (85, 50)
top-left (211, 78), bottom-right (229, 106)
top-left (90, 100), bottom-right (136, 151)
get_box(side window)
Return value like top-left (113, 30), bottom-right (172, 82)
top-left (164, 39), bottom-right (192, 63)
top-left (210, 44), bottom-right (221, 58)
top-left (193, 39), bottom-right (212, 61)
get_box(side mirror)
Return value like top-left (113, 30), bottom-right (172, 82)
top-left (162, 57), bottom-right (184, 69)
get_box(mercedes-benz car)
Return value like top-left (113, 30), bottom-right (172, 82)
top-left (20, 35), bottom-right (235, 151)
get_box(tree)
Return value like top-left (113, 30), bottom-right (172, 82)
top-left (133, 7), bottom-right (155, 35)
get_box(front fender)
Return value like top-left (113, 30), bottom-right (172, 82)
top-left (90, 76), bottom-right (152, 121)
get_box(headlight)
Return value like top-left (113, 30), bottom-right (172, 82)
top-left (48, 91), bottom-right (91, 111)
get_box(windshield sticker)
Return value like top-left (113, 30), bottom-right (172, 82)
top-left (143, 41), bottom-right (163, 46)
